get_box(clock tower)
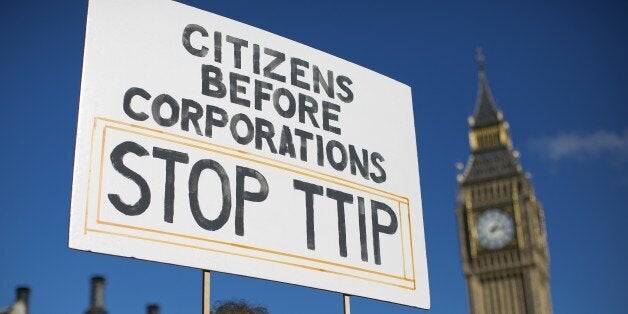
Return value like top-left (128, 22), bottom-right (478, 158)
top-left (456, 49), bottom-right (552, 314)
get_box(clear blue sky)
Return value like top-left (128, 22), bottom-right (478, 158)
top-left (1, 0), bottom-right (627, 313)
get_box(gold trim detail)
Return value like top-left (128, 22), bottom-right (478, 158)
top-left (82, 117), bottom-right (417, 290)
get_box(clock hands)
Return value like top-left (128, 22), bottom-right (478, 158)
top-left (490, 224), bottom-right (501, 234)
top-left (476, 209), bottom-right (514, 250)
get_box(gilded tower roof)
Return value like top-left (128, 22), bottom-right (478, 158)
top-left (460, 49), bottom-right (521, 185)
top-left (469, 48), bottom-right (502, 128)
top-left (461, 150), bottom-right (520, 184)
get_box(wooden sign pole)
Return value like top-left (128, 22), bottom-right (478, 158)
top-left (343, 294), bottom-right (351, 314)
top-left (203, 270), bottom-right (211, 314)
top-left (203, 272), bottom-right (352, 314)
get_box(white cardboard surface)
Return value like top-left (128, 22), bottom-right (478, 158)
top-left (69, 0), bottom-right (429, 308)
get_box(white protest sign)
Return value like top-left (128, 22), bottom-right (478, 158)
top-left (69, 0), bottom-right (429, 308)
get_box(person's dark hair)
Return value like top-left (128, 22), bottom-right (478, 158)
top-left (212, 300), bottom-right (269, 314)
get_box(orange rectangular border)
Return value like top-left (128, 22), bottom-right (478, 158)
top-left (84, 117), bottom-right (417, 290)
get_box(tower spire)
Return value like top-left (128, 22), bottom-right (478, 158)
top-left (475, 47), bottom-right (485, 71)
top-left (470, 47), bottom-right (502, 128)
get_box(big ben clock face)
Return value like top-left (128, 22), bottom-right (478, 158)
top-left (475, 209), bottom-right (514, 250)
